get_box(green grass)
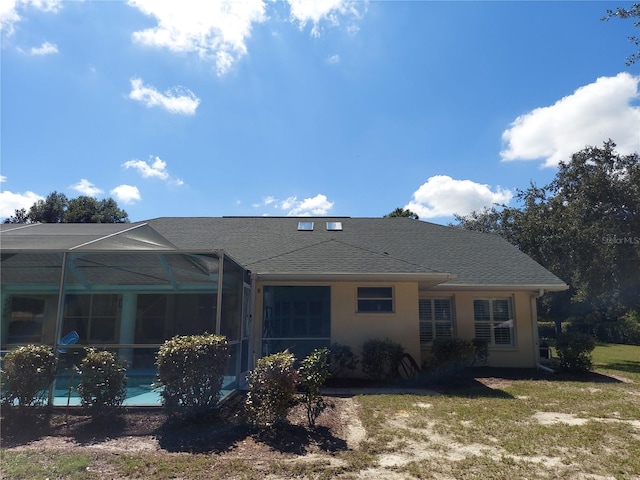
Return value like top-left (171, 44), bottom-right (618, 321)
top-left (2, 344), bottom-right (639, 479)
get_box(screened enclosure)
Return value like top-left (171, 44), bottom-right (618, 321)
top-left (1, 223), bottom-right (251, 405)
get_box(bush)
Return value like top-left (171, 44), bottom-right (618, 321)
top-left (1, 345), bottom-right (57, 407)
top-left (77, 349), bottom-right (127, 411)
top-left (157, 334), bottom-right (229, 418)
top-left (299, 348), bottom-right (331, 427)
top-left (361, 338), bottom-right (404, 382)
top-left (562, 316), bottom-right (640, 345)
top-left (245, 351), bottom-right (298, 426)
top-left (328, 343), bottom-right (358, 377)
top-left (538, 321), bottom-right (557, 340)
top-left (422, 338), bottom-right (490, 384)
top-left (556, 332), bottom-right (596, 373)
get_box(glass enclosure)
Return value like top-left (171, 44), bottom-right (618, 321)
top-left (1, 250), bottom-right (249, 405)
top-left (261, 286), bottom-right (330, 361)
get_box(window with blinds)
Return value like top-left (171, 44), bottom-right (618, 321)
top-left (419, 298), bottom-right (454, 345)
top-left (473, 298), bottom-right (515, 346)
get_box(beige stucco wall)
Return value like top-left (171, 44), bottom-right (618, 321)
top-left (253, 281), bottom-right (420, 372)
top-left (252, 281), bottom-right (540, 372)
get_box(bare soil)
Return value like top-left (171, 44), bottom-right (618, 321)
top-left (1, 393), bottom-right (360, 459)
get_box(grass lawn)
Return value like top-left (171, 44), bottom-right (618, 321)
top-left (2, 344), bottom-right (639, 479)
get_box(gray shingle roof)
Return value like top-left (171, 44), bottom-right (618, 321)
top-left (144, 217), bottom-right (567, 290)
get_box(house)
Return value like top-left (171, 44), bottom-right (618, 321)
top-left (1, 217), bottom-right (567, 396)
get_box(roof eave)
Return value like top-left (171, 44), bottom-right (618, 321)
top-left (254, 272), bottom-right (455, 285)
top-left (428, 283), bottom-right (570, 292)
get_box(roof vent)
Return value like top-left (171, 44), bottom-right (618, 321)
top-left (326, 221), bottom-right (343, 231)
top-left (298, 221), bottom-right (314, 231)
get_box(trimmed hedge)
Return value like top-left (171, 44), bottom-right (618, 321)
top-left (245, 351), bottom-right (298, 426)
top-left (157, 333), bottom-right (229, 417)
top-left (361, 338), bottom-right (404, 382)
top-left (556, 332), bottom-right (596, 373)
top-left (77, 349), bottom-right (127, 411)
top-left (1, 345), bottom-right (57, 407)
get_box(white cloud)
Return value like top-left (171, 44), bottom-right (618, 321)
top-left (405, 175), bottom-right (513, 219)
top-left (123, 156), bottom-right (184, 185)
top-left (327, 54), bottom-right (340, 64)
top-left (70, 179), bottom-right (103, 197)
top-left (0, 175), bottom-right (6, 182)
top-left (127, 0), bottom-right (267, 76)
top-left (27, 41), bottom-right (58, 55)
top-left (0, 189), bottom-right (44, 218)
top-left (501, 73), bottom-right (640, 168)
top-left (110, 184), bottom-right (141, 205)
top-left (1, 0), bottom-right (62, 36)
top-left (286, 0), bottom-right (364, 37)
top-left (253, 193), bottom-right (334, 215)
top-left (129, 78), bottom-right (200, 115)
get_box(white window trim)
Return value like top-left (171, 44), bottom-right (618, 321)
top-left (419, 297), bottom-right (455, 345)
top-left (473, 297), bottom-right (516, 347)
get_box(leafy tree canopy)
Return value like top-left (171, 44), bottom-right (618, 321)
top-left (602, 3), bottom-right (640, 65)
top-left (4, 192), bottom-right (129, 224)
top-left (453, 141), bottom-right (640, 317)
top-left (384, 207), bottom-right (419, 220)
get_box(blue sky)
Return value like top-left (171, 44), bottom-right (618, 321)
top-left (2, 0), bottom-right (639, 223)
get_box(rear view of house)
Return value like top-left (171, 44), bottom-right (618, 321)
top-left (1, 216), bottom-right (567, 401)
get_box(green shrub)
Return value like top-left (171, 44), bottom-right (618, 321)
top-left (329, 342), bottom-right (358, 377)
top-left (77, 349), bottom-right (127, 411)
top-left (361, 338), bottom-right (404, 382)
top-left (245, 351), bottom-right (298, 426)
top-left (299, 348), bottom-right (331, 427)
top-left (471, 338), bottom-right (489, 366)
top-left (423, 338), bottom-right (490, 384)
top-left (156, 334), bottom-right (229, 418)
top-left (538, 321), bottom-right (557, 340)
top-left (1, 345), bottom-right (57, 407)
top-left (556, 332), bottom-right (596, 373)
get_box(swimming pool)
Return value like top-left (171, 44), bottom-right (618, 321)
top-left (51, 374), bottom-right (236, 407)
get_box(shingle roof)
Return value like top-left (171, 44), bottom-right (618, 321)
top-left (143, 217), bottom-right (568, 290)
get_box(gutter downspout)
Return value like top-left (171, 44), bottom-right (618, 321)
top-left (532, 288), bottom-right (555, 374)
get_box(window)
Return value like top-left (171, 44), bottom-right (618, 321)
top-left (326, 221), bottom-right (342, 231)
top-left (62, 294), bottom-right (121, 343)
top-left (357, 287), bottom-right (393, 312)
top-left (473, 298), bottom-right (514, 346)
top-left (297, 221), bottom-right (314, 231)
top-left (419, 298), bottom-right (453, 344)
top-left (6, 296), bottom-right (46, 344)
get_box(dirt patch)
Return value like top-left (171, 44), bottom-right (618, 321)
top-left (1, 394), bottom-right (355, 459)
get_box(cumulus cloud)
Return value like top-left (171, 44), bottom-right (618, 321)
top-left (286, 0), bottom-right (364, 37)
top-left (254, 193), bottom-right (334, 215)
top-left (27, 41), bottom-right (58, 55)
top-left (70, 179), bottom-right (103, 197)
top-left (501, 73), bottom-right (640, 168)
top-left (127, 0), bottom-right (267, 76)
top-left (123, 156), bottom-right (184, 185)
top-left (405, 175), bottom-right (513, 220)
top-left (1, 0), bottom-right (61, 36)
top-left (0, 189), bottom-right (44, 219)
top-left (110, 184), bottom-right (141, 204)
top-left (129, 78), bottom-right (200, 115)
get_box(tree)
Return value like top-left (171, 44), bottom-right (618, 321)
top-left (66, 196), bottom-right (128, 223)
top-left (602, 3), bottom-right (640, 65)
top-left (3, 208), bottom-right (30, 224)
top-left (28, 191), bottom-right (68, 223)
top-left (384, 207), bottom-right (419, 220)
top-left (13, 191), bottom-right (129, 224)
top-left (453, 141), bottom-right (640, 317)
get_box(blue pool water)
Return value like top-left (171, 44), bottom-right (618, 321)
top-left (52, 375), bottom-right (235, 407)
